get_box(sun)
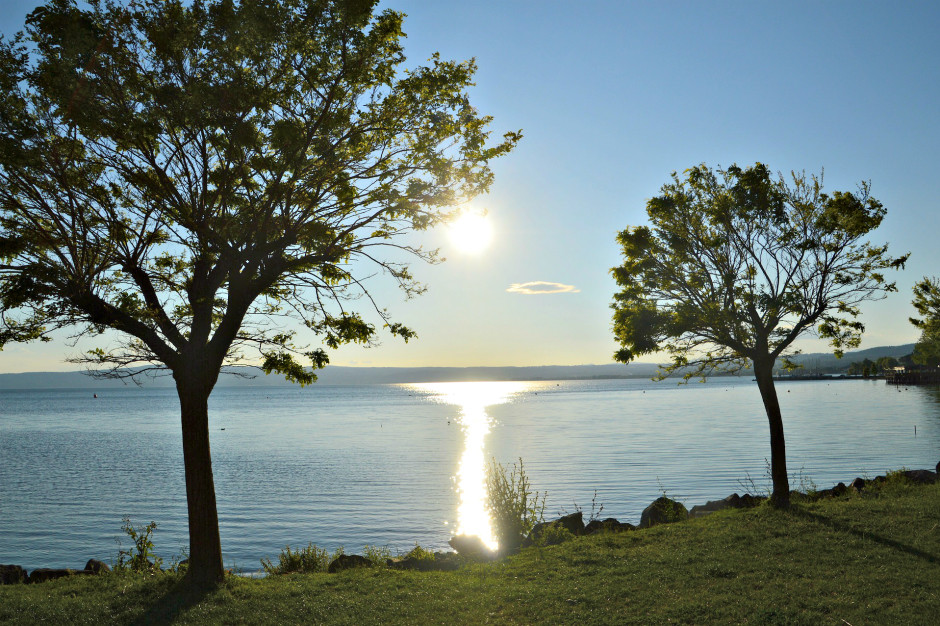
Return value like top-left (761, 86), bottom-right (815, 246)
top-left (447, 212), bottom-right (493, 254)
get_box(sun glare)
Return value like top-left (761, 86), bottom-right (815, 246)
top-left (411, 381), bottom-right (531, 551)
top-left (447, 212), bottom-right (493, 254)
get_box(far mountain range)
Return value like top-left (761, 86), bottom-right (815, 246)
top-left (0, 344), bottom-right (916, 390)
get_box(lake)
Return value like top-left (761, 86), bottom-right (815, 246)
top-left (1, 377), bottom-right (938, 573)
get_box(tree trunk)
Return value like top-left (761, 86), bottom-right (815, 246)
top-left (177, 377), bottom-right (224, 584)
top-left (753, 357), bottom-right (790, 508)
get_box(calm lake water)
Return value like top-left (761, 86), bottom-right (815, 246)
top-left (1, 377), bottom-right (938, 573)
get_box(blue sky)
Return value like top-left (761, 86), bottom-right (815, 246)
top-left (1, 1), bottom-right (938, 372)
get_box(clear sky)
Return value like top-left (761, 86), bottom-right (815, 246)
top-left (1, 1), bottom-right (938, 373)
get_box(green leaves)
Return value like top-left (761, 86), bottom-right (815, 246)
top-left (611, 163), bottom-right (907, 374)
top-left (0, 0), bottom-right (518, 384)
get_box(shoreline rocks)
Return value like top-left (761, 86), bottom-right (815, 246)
top-left (0, 565), bottom-right (27, 585)
top-left (585, 518), bottom-right (635, 534)
top-left (327, 554), bottom-right (372, 573)
top-left (1, 557), bottom-right (114, 585)
top-left (522, 511), bottom-right (585, 548)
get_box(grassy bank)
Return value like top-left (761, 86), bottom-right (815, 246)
top-left (2, 480), bottom-right (938, 624)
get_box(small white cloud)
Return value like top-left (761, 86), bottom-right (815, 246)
top-left (506, 281), bottom-right (580, 295)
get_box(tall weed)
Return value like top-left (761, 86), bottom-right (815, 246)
top-left (115, 517), bottom-right (162, 573)
top-left (260, 543), bottom-right (331, 575)
top-left (486, 458), bottom-right (546, 553)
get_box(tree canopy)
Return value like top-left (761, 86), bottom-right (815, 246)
top-left (611, 163), bottom-right (906, 506)
top-left (910, 277), bottom-right (940, 367)
top-left (0, 0), bottom-right (519, 583)
top-left (0, 0), bottom-right (520, 380)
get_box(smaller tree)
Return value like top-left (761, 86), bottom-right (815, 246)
top-left (611, 163), bottom-right (907, 507)
top-left (910, 277), bottom-right (940, 367)
top-left (875, 356), bottom-right (899, 372)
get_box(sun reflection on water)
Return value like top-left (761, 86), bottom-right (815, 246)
top-left (410, 381), bottom-right (531, 550)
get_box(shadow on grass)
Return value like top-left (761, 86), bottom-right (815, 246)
top-left (131, 577), bottom-right (216, 625)
top-left (791, 506), bottom-right (939, 565)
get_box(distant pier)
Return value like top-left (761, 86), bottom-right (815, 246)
top-left (884, 369), bottom-right (940, 386)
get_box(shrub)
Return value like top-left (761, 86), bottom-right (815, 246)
top-left (486, 458), bottom-right (546, 554)
top-left (563, 489), bottom-right (605, 523)
top-left (363, 544), bottom-right (393, 566)
top-left (533, 523), bottom-right (574, 547)
top-left (403, 543), bottom-right (435, 561)
top-left (260, 543), bottom-right (329, 575)
top-left (115, 517), bottom-right (162, 573)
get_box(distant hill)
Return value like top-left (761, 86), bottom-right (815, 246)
top-left (782, 344), bottom-right (916, 374)
top-left (0, 344), bottom-right (915, 389)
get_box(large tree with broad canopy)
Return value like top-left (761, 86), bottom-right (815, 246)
top-left (611, 163), bottom-right (906, 508)
top-left (0, 0), bottom-right (519, 583)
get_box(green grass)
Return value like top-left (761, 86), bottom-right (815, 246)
top-left (2, 481), bottom-right (938, 624)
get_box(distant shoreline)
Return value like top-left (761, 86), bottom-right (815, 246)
top-left (0, 342), bottom-right (918, 389)
top-left (0, 364), bottom-right (661, 389)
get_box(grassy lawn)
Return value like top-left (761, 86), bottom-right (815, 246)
top-left (2, 481), bottom-right (938, 624)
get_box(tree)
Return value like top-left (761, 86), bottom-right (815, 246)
top-left (910, 277), bottom-right (940, 367)
top-left (0, 0), bottom-right (519, 583)
top-left (611, 163), bottom-right (906, 508)
top-left (875, 355), bottom-right (898, 372)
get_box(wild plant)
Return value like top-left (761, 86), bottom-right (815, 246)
top-left (486, 457), bottom-right (546, 554)
top-left (115, 517), bottom-right (162, 573)
top-left (737, 459), bottom-right (773, 497)
top-left (794, 465), bottom-right (818, 496)
top-left (402, 543), bottom-right (435, 561)
top-left (168, 546), bottom-right (189, 573)
top-left (561, 489), bottom-right (605, 522)
top-left (533, 523), bottom-right (574, 547)
top-left (884, 467), bottom-right (910, 483)
top-left (260, 543), bottom-right (329, 575)
top-left (363, 544), bottom-right (393, 566)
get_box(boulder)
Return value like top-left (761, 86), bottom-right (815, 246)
top-left (739, 494), bottom-right (763, 508)
top-left (850, 477), bottom-right (866, 492)
top-left (814, 484), bottom-right (850, 500)
top-left (639, 496), bottom-right (688, 528)
top-left (0, 565), bottom-right (27, 585)
top-left (448, 535), bottom-right (498, 559)
top-left (27, 568), bottom-right (90, 584)
top-left (689, 493), bottom-right (744, 517)
top-left (584, 518), bottom-right (635, 534)
top-left (554, 511), bottom-right (585, 536)
top-left (327, 554), bottom-right (373, 574)
top-left (902, 469), bottom-right (938, 484)
top-left (84, 559), bottom-right (110, 574)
